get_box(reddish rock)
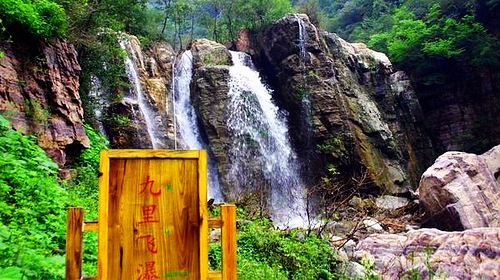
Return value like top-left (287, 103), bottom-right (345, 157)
top-left (235, 29), bottom-right (257, 56)
top-left (0, 39), bottom-right (88, 165)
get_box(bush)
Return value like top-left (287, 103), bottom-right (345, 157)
top-left (0, 0), bottom-right (67, 38)
top-left (0, 114), bottom-right (67, 279)
top-left (209, 215), bottom-right (338, 280)
top-left (65, 124), bottom-right (108, 277)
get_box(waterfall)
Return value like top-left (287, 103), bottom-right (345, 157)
top-left (293, 14), bottom-right (315, 183)
top-left (228, 51), bottom-right (307, 228)
top-left (294, 14), bottom-right (307, 61)
top-left (172, 50), bottom-right (223, 202)
top-left (119, 38), bottom-right (160, 148)
top-left (89, 76), bottom-right (107, 136)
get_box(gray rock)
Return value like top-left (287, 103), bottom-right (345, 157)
top-left (258, 14), bottom-right (433, 194)
top-left (418, 145), bottom-right (500, 230)
top-left (208, 228), bottom-right (221, 243)
top-left (355, 227), bottom-right (500, 280)
top-left (363, 217), bottom-right (384, 232)
top-left (346, 261), bottom-right (366, 278)
top-left (376, 195), bottom-right (409, 210)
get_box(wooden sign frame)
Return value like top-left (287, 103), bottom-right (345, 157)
top-left (97, 150), bottom-right (208, 280)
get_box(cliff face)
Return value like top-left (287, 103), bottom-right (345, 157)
top-left (0, 39), bottom-right (89, 165)
top-left (417, 70), bottom-right (500, 154)
top-left (246, 14), bottom-right (434, 193)
top-left (97, 35), bottom-right (177, 149)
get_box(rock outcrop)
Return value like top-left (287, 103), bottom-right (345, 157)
top-left (0, 39), bottom-right (89, 165)
top-left (97, 35), bottom-right (176, 149)
top-left (250, 14), bottom-right (434, 193)
top-left (186, 14), bottom-right (435, 198)
top-left (190, 39), bottom-right (236, 197)
top-left (417, 68), bottom-right (500, 155)
top-left (418, 145), bottom-right (500, 230)
top-left (355, 227), bottom-right (500, 280)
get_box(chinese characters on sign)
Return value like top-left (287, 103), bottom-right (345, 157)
top-left (102, 153), bottom-right (205, 280)
top-left (137, 176), bottom-right (162, 280)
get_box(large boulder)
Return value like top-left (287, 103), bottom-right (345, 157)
top-left (418, 145), bottom-right (500, 230)
top-left (355, 227), bottom-right (500, 280)
top-left (251, 14), bottom-right (434, 192)
top-left (0, 38), bottom-right (89, 165)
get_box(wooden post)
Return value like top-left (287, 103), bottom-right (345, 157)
top-left (221, 204), bottom-right (237, 280)
top-left (66, 207), bottom-right (84, 280)
top-left (199, 151), bottom-right (209, 280)
top-left (97, 150), bottom-right (109, 280)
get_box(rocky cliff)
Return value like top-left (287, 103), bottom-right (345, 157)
top-left (92, 35), bottom-right (177, 149)
top-left (417, 70), bottom-right (500, 154)
top-left (0, 38), bottom-right (89, 165)
top-left (241, 14), bottom-right (434, 194)
top-left (102, 15), bottom-right (434, 199)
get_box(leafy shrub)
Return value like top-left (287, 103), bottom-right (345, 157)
top-left (0, 114), bottom-right (67, 279)
top-left (209, 215), bottom-right (338, 280)
top-left (65, 124), bottom-right (108, 277)
top-left (0, 0), bottom-right (67, 38)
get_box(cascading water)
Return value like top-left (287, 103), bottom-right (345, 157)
top-left (172, 50), bottom-right (223, 202)
top-left (119, 38), bottom-right (161, 148)
top-left (89, 76), bottom-right (107, 136)
top-left (294, 14), bottom-right (307, 61)
top-left (293, 14), bottom-right (315, 183)
top-left (228, 51), bottom-right (307, 228)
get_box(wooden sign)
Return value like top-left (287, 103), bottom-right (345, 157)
top-left (97, 150), bottom-right (208, 280)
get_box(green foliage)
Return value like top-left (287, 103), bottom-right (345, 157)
top-left (103, 113), bottom-right (131, 127)
top-left (208, 216), bottom-right (339, 279)
top-left (57, 0), bottom-right (154, 104)
top-left (311, 0), bottom-right (500, 87)
top-left (295, 87), bottom-right (309, 101)
top-left (0, 0), bottom-right (67, 38)
top-left (24, 99), bottom-right (50, 126)
top-left (0, 114), bottom-right (67, 279)
top-left (156, 0), bottom-right (292, 46)
top-left (78, 124), bottom-right (109, 171)
top-left (368, 3), bottom-right (500, 86)
top-left (78, 32), bottom-right (129, 109)
top-left (65, 124), bottom-right (108, 277)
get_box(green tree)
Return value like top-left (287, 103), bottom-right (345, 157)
top-left (0, 0), bottom-right (67, 39)
top-left (369, 4), bottom-right (500, 86)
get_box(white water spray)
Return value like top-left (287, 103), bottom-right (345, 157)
top-left (119, 38), bottom-right (160, 148)
top-left (228, 51), bottom-right (308, 228)
top-left (89, 76), bottom-right (107, 136)
top-left (294, 14), bottom-right (307, 61)
top-left (172, 50), bottom-right (223, 202)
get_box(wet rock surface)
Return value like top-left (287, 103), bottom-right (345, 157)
top-left (103, 35), bottom-right (176, 149)
top-left (253, 14), bottom-right (434, 193)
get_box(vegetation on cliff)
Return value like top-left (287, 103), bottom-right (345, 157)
top-left (0, 0), bottom-right (67, 39)
top-left (0, 0), bottom-right (499, 279)
top-left (0, 115), bottom-right (106, 278)
top-left (307, 0), bottom-right (500, 87)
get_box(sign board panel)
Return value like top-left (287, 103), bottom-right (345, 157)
top-left (97, 150), bottom-right (208, 280)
